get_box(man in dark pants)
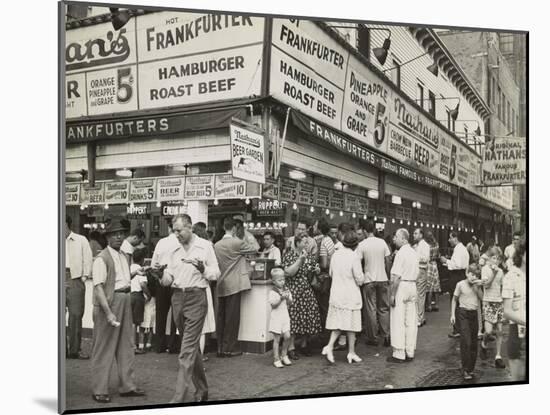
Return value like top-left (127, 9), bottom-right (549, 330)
top-left (90, 217), bottom-right (145, 403)
top-left (161, 214), bottom-right (220, 403)
top-left (65, 215), bottom-right (93, 359)
top-left (214, 217), bottom-right (257, 357)
top-left (151, 221), bottom-right (180, 353)
top-left (442, 231), bottom-right (470, 337)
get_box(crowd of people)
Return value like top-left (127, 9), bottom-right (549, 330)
top-left (65, 213), bottom-right (526, 404)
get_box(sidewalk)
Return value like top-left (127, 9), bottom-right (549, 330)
top-left (65, 294), bottom-right (517, 411)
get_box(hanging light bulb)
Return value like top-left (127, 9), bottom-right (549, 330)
top-left (129, 202), bottom-right (135, 209)
top-left (245, 198), bottom-right (250, 205)
top-left (325, 209), bottom-right (330, 215)
top-left (310, 206), bottom-right (315, 213)
top-left (156, 201), bottom-right (161, 208)
top-left (414, 222), bottom-right (417, 227)
top-left (80, 204), bottom-right (85, 211)
top-left (400, 219), bottom-right (403, 225)
top-left (383, 218), bottom-right (387, 223)
top-left (451, 226), bottom-right (454, 231)
top-left (104, 203), bottom-right (109, 210)
top-left (213, 199), bottom-right (219, 206)
top-left (339, 210), bottom-right (344, 217)
top-left (392, 218), bottom-right (395, 224)
top-left (374, 216), bottom-right (378, 221)
top-left (407, 221), bottom-right (411, 226)
top-left (363, 214), bottom-right (367, 220)
top-left (420, 222), bottom-right (424, 227)
top-left (293, 203), bottom-right (298, 210)
top-left (352, 212), bottom-right (356, 219)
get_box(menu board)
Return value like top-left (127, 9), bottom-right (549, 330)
top-left (329, 190), bottom-right (345, 210)
top-left (314, 187), bottom-right (331, 208)
top-left (297, 182), bottom-right (315, 205)
top-left (104, 181), bottom-right (130, 204)
top-left (214, 174), bottom-right (247, 199)
top-left (262, 178), bottom-right (280, 199)
top-left (279, 178), bottom-right (298, 202)
top-left (129, 179), bottom-right (156, 202)
top-left (65, 183), bottom-right (80, 205)
top-left (81, 183), bottom-right (105, 205)
top-left (345, 193), bottom-right (369, 214)
top-left (157, 177), bottom-right (186, 202)
top-left (184, 175), bottom-right (214, 200)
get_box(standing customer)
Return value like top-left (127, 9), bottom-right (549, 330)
top-left (121, 228), bottom-right (146, 262)
top-left (502, 240), bottom-right (526, 381)
top-left (65, 215), bottom-right (93, 360)
top-left (214, 217), bottom-right (258, 357)
top-left (424, 231), bottom-right (441, 312)
top-left (355, 219), bottom-right (392, 347)
top-left (322, 231), bottom-right (366, 364)
top-left (161, 214), bottom-right (220, 403)
top-left (387, 229), bottom-right (419, 364)
top-left (90, 217), bottom-right (145, 403)
top-left (262, 231), bottom-right (282, 266)
top-left (285, 220), bottom-right (318, 258)
top-left (504, 232), bottom-right (522, 271)
top-left (413, 228), bottom-right (430, 327)
top-left (151, 221), bottom-right (180, 354)
top-left (441, 231), bottom-right (470, 337)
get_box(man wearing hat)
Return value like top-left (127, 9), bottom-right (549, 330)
top-left (90, 217), bottom-right (145, 403)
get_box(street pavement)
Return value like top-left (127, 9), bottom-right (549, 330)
top-left (65, 293), bottom-right (519, 411)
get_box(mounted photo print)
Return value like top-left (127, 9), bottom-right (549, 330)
top-left (59, 1), bottom-right (528, 413)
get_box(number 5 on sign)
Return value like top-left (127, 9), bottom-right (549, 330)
top-left (374, 103), bottom-right (387, 147)
top-left (117, 67), bottom-right (134, 103)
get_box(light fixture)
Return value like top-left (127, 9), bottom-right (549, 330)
top-left (110, 7), bottom-right (132, 31)
top-left (392, 218), bottom-right (395, 224)
top-left (367, 189), bottom-right (379, 199)
top-left (475, 125), bottom-right (482, 136)
top-left (391, 195), bottom-right (402, 205)
top-left (451, 226), bottom-right (454, 231)
top-left (116, 168), bottom-right (134, 178)
top-left (288, 169), bottom-right (306, 180)
top-left (104, 203), bottom-right (109, 210)
top-left (412, 201), bottom-right (422, 209)
top-left (245, 198), bottom-right (250, 205)
top-left (420, 222), bottom-right (424, 227)
top-left (363, 215), bottom-right (367, 220)
top-left (256, 223), bottom-right (261, 228)
top-left (352, 213), bottom-right (357, 218)
top-left (335, 181), bottom-right (348, 191)
top-left (407, 221), bottom-right (411, 226)
top-left (373, 36), bottom-right (392, 66)
top-left (414, 222), bottom-right (417, 227)
top-left (383, 218), bottom-right (387, 223)
top-left (450, 102), bottom-right (460, 121)
top-left (339, 210), bottom-right (344, 217)
top-left (310, 206), bottom-right (315, 213)
top-left (400, 220), bottom-right (403, 225)
top-left (292, 203), bottom-right (298, 210)
top-left (80, 204), bottom-right (86, 211)
top-left (326, 209), bottom-right (330, 215)
top-left (129, 202), bottom-right (135, 209)
top-left (156, 201), bottom-right (161, 208)
top-left (374, 216), bottom-right (378, 221)
top-left (437, 224), bottom-right (440, 229)
top-left (427, 62), bottom-right (439, 76)
top-left (213, 199), bottom-right (219, 206)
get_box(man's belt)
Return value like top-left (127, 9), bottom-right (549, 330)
top-left (114, 287), bottom-right (131, 293)
top-left (173, 287), bottom-right (206, 293)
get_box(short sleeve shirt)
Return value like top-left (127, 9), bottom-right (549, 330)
top-left (454, 280), bottom-right (480, 310)
top-left (357, 236), bottom-right (391, 283)
top-left (390, 244), bottom-right (419, 282)
top-left (502, 266), bottom-right (526, 324)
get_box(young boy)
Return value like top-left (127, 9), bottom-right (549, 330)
top-left (130, 249), bottom-right (151, 354)
top-left (268, 268), bottom-right (293, 368)
top-left (450, 263), bottom-right (483, 380)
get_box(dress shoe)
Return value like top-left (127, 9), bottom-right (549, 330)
top-left (223, 351), bottom-right (243, 357)
top-left (281, 356), bottom-right (292, 366)
top-left (321, 346), bottom-right (335, 364)
top-left (135, 348), bottom-right (146, 355)
top-left (195, 391), bottom-right (208, 402)
top-left (495, 358), bottom-right (506, 369)
top-left (92, 394), bottom-right (111, 403)
top-left (68, 352), bottom-right (90, 360)
top-left (120, 389), bottom-right (146, 397)
top-left (386, 356), bottom-right (406, 364)
top-left (288, 350), bottom-right (300, 360)
top-left (347, 353), bottom-right (362, 363)
top-left (405, 356), bottom-right (414, 362)
top-left (463, 371), bottom-right (473, 381)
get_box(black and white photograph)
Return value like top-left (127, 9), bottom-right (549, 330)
top-left (55, 0), bottom-right (531, 413)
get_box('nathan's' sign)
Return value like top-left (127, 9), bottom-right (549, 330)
top-left (482, 137), bottom-right (526, 185)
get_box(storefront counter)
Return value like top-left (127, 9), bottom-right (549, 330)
top-left (237, 279), bottom-right (274, 354)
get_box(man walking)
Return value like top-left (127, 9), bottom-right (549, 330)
top-left (441, 231), bottom-right (470, 337)
top-left (161, 214), bottom-right (220, 403)
top-left (214, 217), bottom-right (258, 357)
top-left (356, 219), bottom-right (392, 347)
top-left (90, 217), bottom-right (145, 403)
top-left (413, 228), bottom-right (430, 327)
top-left (65, 216), bottom-right (93, 360)
top-left (151, 220), bottom-right (180, 353)
top-left (387, 229), bottom-right (419, 363)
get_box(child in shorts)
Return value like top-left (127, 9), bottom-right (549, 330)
top-left (130, 249), bottom-right (150, 354)
top-left (451, 263), bottom-right (483, 381)
top-left (480, 246), bottom-right (505, 368)
top-left (269, 268), bottom-right (293, 368)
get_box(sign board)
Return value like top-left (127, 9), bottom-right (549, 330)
top-left (329, 190), bottom-right (345, 210)
top-left (161, 201), bottom-right (188, 217)
top-left (81, 183), bottom-right (105, 205)
top-left (297, 182), bottom-right (315, 205)
top-left (127, 204), bottom-right (150, 219)
top-left (314, 186), bottom-right (331, 208)
top-left (65, 183), bottom-right (81, 205)
top-left (129, 179), bottom-right (156, 202)
top-left (280, 178), bottom-right (298, 202)
top-left (104, 181), bottom-right (130, 204)
top-left (184, 175), bottom-right (214, 200)
top-left (482, 137), bottom-right (526, 185)
top-left (214, 174), bottom-right (248, 199)
top-left (254, 199), bottom-right (286, 217)
top-left (157, 177), bottom-right (186, 202)
top-left (262, 178), bottom-right (280, 199)
top-left (230, 122), bottom-right (266, 184)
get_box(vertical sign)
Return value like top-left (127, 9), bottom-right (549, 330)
top-left (230, 122), bottom-right (266, 184)
top-left (482, 137), bottom-right (526, 185)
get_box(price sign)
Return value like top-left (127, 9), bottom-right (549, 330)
top-left (329, 190), bottom-right (345, 210)
top-left (280, 178), bottom-right (298, 202)
top-left (81, 183), bottom-right (105, 205)
top-left (314, 187), bottom-right (331, 208)
top-left (214, 174), bottom-right (247, 199)
top-left (129, 179), bottom-right (156, 202)
top-left (157, 177), bottom-right (185, 202)
top-left (297, 183), bottom-right (315, 205)
top-left (65, 183), bottom-right (80, 205)
top-left (185, 175), bottom-right (214, 200)
top-left (105, 181), bottom-right (130, 204)
top-left (262, 178), bottom-right (280, 199)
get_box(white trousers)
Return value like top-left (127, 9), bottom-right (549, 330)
top-left (390, 281), bottom-right (418, 359)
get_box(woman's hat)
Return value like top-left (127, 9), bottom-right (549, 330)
top-left (103, 216), bottom-right (130, 234)
top-left (342, 230), bottom-right (359, 249)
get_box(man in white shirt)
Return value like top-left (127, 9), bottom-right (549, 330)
top-left (504, 232), bottom-right (522, 271)
top-left (120, 227), bottom-right (146, 263)
top-left (356, 219), bottom-right (392, 347)
top-left (161, 214), bottom-right (220, 403)
top-left (65, 215), bottom-right (93, 360)
top-left (387, 229), bottom-right (419, 363)
top-left (151, 221), bottom-right (180, 354)
top-left (90, 217), bottom-right (145, 403)
top-left (413, 228), bottom-right (431, 327)
top-left (262, 231), bottom-right (281, 266)
top-left (441, 231), bottom-right (470, 337)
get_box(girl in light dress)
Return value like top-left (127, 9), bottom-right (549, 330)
top-left (269, 268), bottom-right (294, 368)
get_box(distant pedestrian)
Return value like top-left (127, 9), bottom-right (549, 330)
top-left (503, 240), bottom-right (526, 381)
top-left (504, 232), bottom-right (522, 271)
top-left (130, 248), bottom-right (151, 354)
top-left (479, 239), bottom-right (495, 267)
top-left (450, 263), bottom-right (483, 381)
top-left (466, 236), bottom-right (481, 264)
top-left (65, 215), bottom-right (93, 360)
top-left (480, 246), bottom-right (505, 368)
top-left (322, 230), bottom-right (366, 364)
top-left (424, 231), bottom-right (441, 312)
top-left (315, 220), bottom-right (336, 330)
top-left (441, 231), bottom-right (470, 337)
top-left (387, 229), bottom-right (419, 364)
top-left (262, 231), bottom-right (282, 266)
top-left (356, 219), bottom-right (392, 347)
top-left (413, 228), bottom-right (430, 327)
top-left (268, 268), bottom-right (293, 368)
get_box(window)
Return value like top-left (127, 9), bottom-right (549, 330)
top-left (428, 91), bottom-right (436, 117)
top-left (391, 58), bottom-right (401, 89)
top-left (417, 82), bottom-right (424, 108)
